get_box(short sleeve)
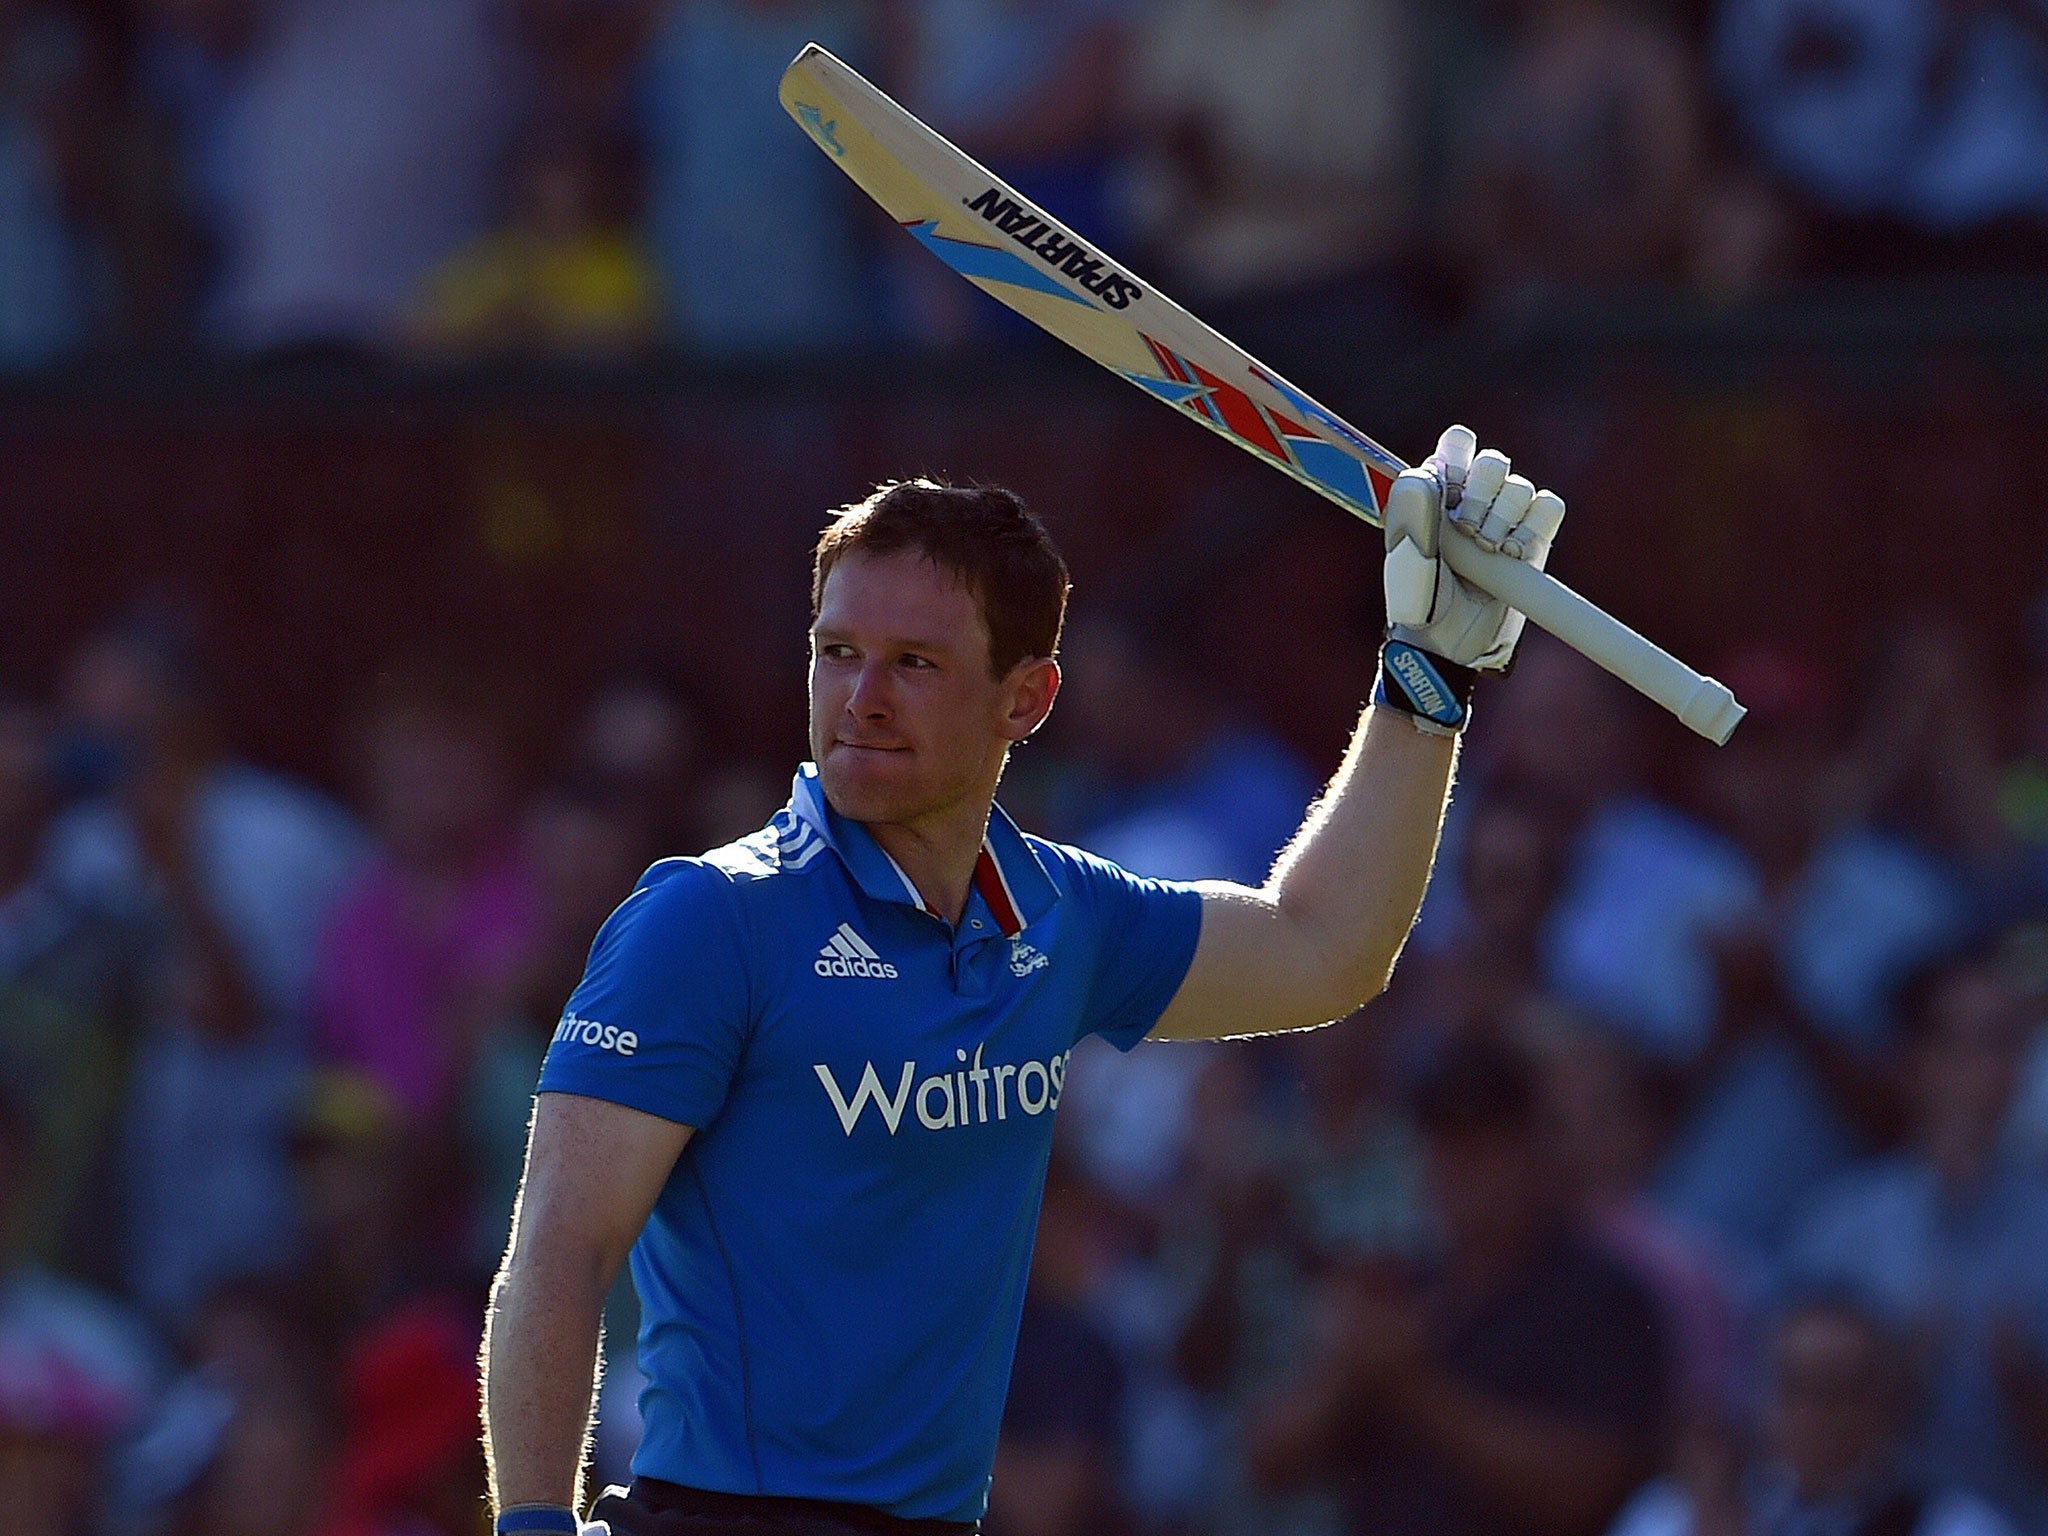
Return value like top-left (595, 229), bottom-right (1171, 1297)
top-left (1040, 841), bottom-right (1204, 1052)
top-left (537, 859), bottom-right (751, 1129)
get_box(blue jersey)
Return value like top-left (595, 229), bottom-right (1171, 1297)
top-left (537, 765), bottom-right (1204, 1524)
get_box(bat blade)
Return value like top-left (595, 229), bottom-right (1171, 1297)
top-left (778, 45), bottom-right (1744, 744)
top-left (779, 45), bottom-right (1406, 525)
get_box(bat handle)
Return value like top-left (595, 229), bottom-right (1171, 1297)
top-left (1440, 533), bottom-right (1746, 745)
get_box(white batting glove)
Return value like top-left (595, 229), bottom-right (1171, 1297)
top-left (1378, 425), bottom-right (1565, 732)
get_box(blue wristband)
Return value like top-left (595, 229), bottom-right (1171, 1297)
top-left (496, 1507), bottom-right (580, 1535)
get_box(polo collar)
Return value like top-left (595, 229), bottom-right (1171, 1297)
top-left (786, 764), bottom-right (1058, 937)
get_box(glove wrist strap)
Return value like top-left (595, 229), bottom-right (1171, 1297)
top-left (1375, 638), bottom-right (1477, 736)
top-left (496, 1506), bottom-right (582, 1535)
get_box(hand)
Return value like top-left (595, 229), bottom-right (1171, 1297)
top-left (1383, 424), bottom-right (1566, 670)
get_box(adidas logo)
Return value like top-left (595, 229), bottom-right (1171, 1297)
top-left (815, 922), bottom-right (900, 980)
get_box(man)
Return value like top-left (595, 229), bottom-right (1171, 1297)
top-left (0, 688), bottom-right (150, 1283)
top-left (1609, 1292), bottom-right (2017, 1536)
top-left (1245, 1034), bottom-right (1669, 1536)
top-left (1780, 949), bottom-right (2048, 1531)
top-left (482, 424), bottom-right (1567, 1536)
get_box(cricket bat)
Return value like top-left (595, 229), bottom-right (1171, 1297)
top-left (779, 45), bottom-right (1744, 744)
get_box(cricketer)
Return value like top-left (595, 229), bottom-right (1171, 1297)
top-left (480, 423), bottom-right (1566, 1536)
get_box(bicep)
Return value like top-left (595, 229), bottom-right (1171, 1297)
top-left (1146, 884), bottom-right (1339, 1042)
top-left (509, 1090), bottom-right (695, 1284)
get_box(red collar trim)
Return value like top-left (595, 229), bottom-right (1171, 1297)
top-left (972, 843), bottom-right (1024, 938)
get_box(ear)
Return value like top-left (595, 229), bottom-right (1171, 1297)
top-left (999, 657), bottom-right (1060, 742)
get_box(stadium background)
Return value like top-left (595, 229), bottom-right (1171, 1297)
top-left (7, 2), bottom-right (2048, 1535)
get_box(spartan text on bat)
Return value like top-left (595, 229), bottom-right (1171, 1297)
top-left (962, 188), bottom-right (1143, 309)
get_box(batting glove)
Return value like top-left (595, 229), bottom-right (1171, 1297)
top-left (1377, 425), bottom-right (1566, 733)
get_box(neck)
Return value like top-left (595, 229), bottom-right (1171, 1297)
top-left (866, 796), bottom-right (995, 925)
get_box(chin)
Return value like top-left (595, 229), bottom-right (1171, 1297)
top-left (819, 747), bottom-right (922, 820)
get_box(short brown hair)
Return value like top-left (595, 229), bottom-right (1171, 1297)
top-left (812, 479), bottom-right (1071, 676)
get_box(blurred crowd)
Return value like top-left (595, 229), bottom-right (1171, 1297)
top-left (3, 0), bottom-right (2048, 369)
top-left (2, 4), bottom-right (2047, 1536)
top-left (8, 580), bottom-right (2048, 1536)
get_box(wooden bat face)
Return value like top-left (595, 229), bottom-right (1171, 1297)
top-left (779, 44), bottom-right (1408, 529)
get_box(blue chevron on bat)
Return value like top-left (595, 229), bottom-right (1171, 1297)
top-left (1250, 363), bottom-right (1405, 478)
top-left (792, 102), bottom-right (845, 157)
top-left (1119, 371), bottom-right (1209, 407)
top-left (1286, 436), bottom-right (1380, 515)
top-left (902, 221), bottom-right (1095, 307)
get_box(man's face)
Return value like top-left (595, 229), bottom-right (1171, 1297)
top-left (809, 550), bottom-right (1056, 830)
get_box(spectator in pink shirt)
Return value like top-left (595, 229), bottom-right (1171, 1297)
top-left (312, 666), bottom-right (538, 1126)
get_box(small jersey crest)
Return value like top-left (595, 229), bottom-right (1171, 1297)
top-left (1008, 939), bottom-right (1049, 978)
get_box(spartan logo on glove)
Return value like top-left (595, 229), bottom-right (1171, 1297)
top-left (1387, 646), bottom-right (1453, 719)
top-left (813, 1044), bottom-right (1072, 1135)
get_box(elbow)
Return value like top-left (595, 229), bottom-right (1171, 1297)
top-left (1348, 924), bottom-right (1419, 1011)
top-left (500, 1206), bottom-right (631, 1304)
top-left (1360, 950), bottom-right (1400, 1004)
top-left (1301, 953), bottom-right (1396, 1029)
top-left (1279, 901), bottom-right (1405, 1026)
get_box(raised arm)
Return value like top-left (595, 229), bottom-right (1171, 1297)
top-left (1150, 427), bottom-right (1566, 1042)
top-left (1150, 706), bottom-right (1456, 1040)
top-left (482, 1091), bottom-right (694, 1518)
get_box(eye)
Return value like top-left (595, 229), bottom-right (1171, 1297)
top-left (899, 653), bottom-right (937, 670)
top-left (816, 642), bottom-right (856, 661)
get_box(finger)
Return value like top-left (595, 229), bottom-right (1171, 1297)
top-left (1432, 425), bottom-right (1477, 502)
top-left (1474, 474), bottom-right (1535, 551)
top-left (1502, 487), bottom-right (1566, 562)
top-left (1452, 448), bottom-right (1511, 533)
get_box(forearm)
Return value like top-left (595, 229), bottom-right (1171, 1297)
top-left (1151, 430), bottom-right (1556, 1044)
top-left (1150, 705), bottom-right (1457, 1042)
top-left (1266, 704), bottom-right (1458, 1017)
top-left (482, 1248), bottom-right (612, 1515)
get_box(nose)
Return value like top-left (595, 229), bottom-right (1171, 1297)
top-left (846, 659), bottom-right (891, 720)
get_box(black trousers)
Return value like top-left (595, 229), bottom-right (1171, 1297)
top-left (589, 1479), bottom-right (979, 1536)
